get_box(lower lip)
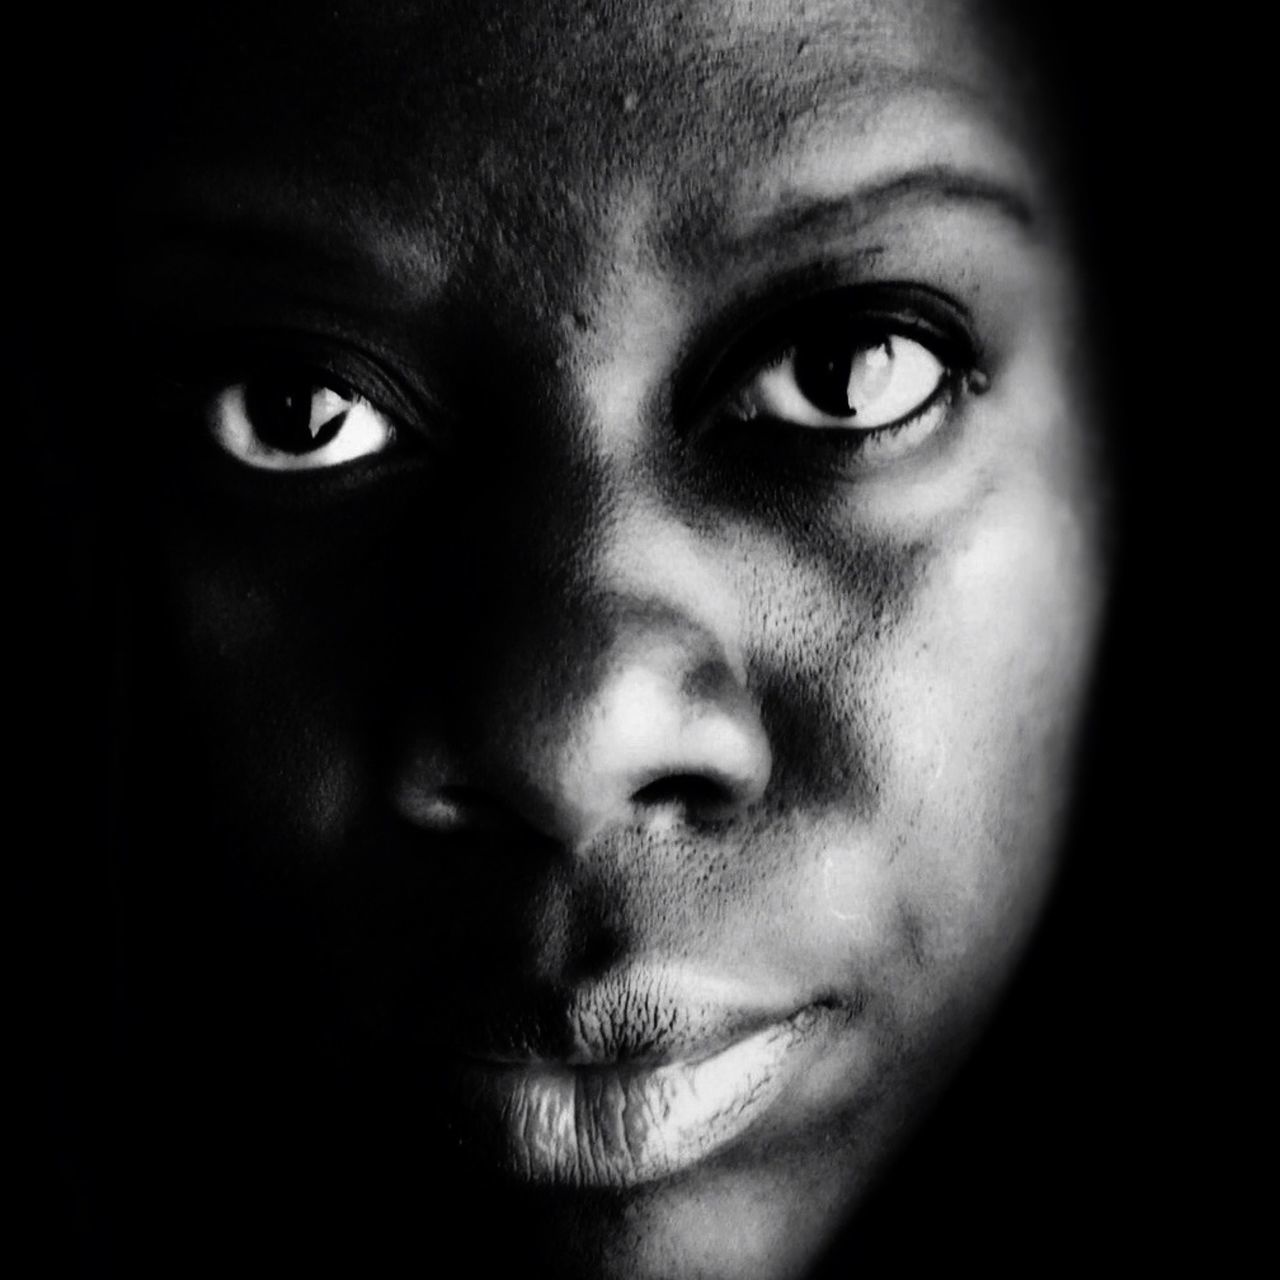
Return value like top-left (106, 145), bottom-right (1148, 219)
top-left (451, 1006), bottom-right (829, 1188)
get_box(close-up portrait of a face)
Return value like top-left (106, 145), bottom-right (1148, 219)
top-left (21, 1), bottom-right (1181, 1276)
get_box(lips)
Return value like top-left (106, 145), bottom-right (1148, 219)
top-left (439, 969), bottom-right (843, 1188)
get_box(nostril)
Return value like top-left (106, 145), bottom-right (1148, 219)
top-left (630, 773), bottom-right (739, 819)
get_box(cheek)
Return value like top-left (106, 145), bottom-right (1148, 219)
top-left (899, 500), bottom-right (1100, 970)
top-left (161, 532), bottom-right (385, 860)
top-left (751, 458), bottom-right (1105, 1022)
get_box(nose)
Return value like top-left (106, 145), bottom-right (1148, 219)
top-left (527, 618), bottom-right (771, 842)
top-left (392, 545), bottom-right (772, 850)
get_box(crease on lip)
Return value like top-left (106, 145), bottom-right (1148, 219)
top-left (451, 1003), bottom-right (842, 1188)
top-left (466, 1003), bottom-right (823, 1069)
top-left (448, 964), bottom-right (846, 1067)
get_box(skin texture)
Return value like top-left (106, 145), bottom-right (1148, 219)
top-left (114, 1), bottom-right (1109, 1276)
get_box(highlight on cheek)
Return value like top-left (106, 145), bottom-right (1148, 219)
top-left (822, 851), bottom-right (880, 928)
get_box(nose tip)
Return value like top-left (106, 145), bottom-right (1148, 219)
top-left (549, 659), bottom-right (772, 842)
top-left (393, 636), bottom-right (772, 850)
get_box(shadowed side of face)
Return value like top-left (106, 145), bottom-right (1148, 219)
top-left (114, 2), bottom-right (1109, 1276)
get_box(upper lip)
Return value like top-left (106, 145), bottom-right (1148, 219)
top-left (445, 964), bottom-right (813, 1068)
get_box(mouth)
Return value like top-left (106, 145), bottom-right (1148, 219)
top-left (444, 974), bottom-right (846, 1188)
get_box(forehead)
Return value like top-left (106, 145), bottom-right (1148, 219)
top-left (130, 0), bottom-right (1036, 214)
top-left (123, 0), bottom-right (1061, 357)
top-left (147, 1), bottom-right (1014, 123)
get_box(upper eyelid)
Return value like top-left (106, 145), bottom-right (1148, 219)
top-left (676, 281), bottom-right (980, 425)
top-left (158, 329), bottom-right (441, 436)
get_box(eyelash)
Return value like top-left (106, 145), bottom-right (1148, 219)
top-left (156, 283), bottom-right (983, 482)
top-left (685, 283), bottom-right (984, 462)
top-left (153, 341), bottom-right (426, 474)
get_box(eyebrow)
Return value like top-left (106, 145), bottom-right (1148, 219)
top-left (118, 209), bottom-right (434, 328)
top-left (121, 213), bottom-right (394, 283)
top-left (123, 161), bottom-right (1032, 318)
top-left (690, 165), bottom-right (1034, 263)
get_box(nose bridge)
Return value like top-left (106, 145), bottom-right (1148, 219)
top-left (447, 431), bottom-right (746, 722)
top-left (494, 491), bottom-right (754, 764)
top-left (589, 495), bottom-right (749, 677)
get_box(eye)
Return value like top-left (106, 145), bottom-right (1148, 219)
top-left (728, 330), bottom-right (949, 433)
top-left (207, 373), bottom-right (396, 471)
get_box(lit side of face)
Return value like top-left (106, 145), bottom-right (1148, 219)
top-left (119, 2), bottom-right (1108, 1276)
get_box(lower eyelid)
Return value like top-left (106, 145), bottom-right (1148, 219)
top-left (865, 380), bottom-right (953, 438)
top-left (705, 373), bottom-right (965, 480)
top-left (847, 375), bottom-right (971, 461)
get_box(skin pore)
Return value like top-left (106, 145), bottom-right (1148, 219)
top-left (114, 1), bottom-right (1109, 1276)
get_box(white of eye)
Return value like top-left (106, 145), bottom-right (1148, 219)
top-left (209, 382), bottom-right (396, 471)
top-left (735, 334), bottom-right (947, 431)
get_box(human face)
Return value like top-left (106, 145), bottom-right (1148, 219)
top-left (119, 0), bottom-right (1108, 1275)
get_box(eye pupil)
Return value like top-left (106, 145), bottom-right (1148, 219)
top-left (794, 336), bottom-right (894, 418)
top-left (242, 377), bottom-right (348, 453)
